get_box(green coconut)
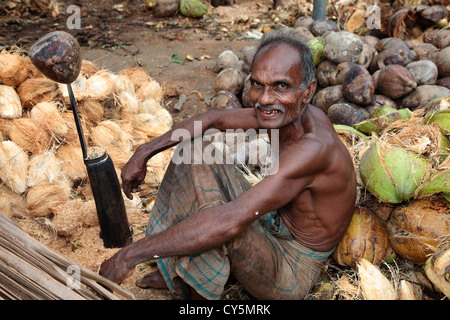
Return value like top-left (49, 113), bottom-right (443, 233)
top-left (415, 169), bottom-right (450, 200)
top-left (425, 108), bottom-right (450, 135)
top-left (359, 140), bottom-right (430, 203)
top-left (333, 124), bottom-right (368, 138)
top-left (179, 0), bottom-right (207, 18)
top-left (353, 108), bottom-right (412, 135)
top-left (307, 37), bottom-right (326, 66)
top-left (371, 105), bottom-right (398, 118)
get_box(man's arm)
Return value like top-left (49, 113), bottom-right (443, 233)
top-left (121, 108), bottom-right (259, 199)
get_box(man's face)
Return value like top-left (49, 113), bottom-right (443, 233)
top-left (249, 42), bottom-right (314, 129)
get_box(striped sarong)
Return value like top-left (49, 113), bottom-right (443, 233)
top-left (146, 140), bottom-right (334, 299)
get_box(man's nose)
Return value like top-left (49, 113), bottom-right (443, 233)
top-left (257, 86), bottom-right (276, 106)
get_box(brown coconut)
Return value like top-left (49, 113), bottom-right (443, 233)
top-left (423, 28), bottom-right (450, 49)
top-left (55, 143), bottom-right (87, 181)
top-left (85, 70), bottom-right (116, 100)
top-left (387, 195), bottom-right (449, 264)
top-left (0, 50), bottom-right (28, 86)
top-left (316, 60), bottom-right (337, 88)
top-left (332, 206), bottom-right (390, 268)
top-left (0, 85), bottom-right (22, 118)
top-left (61, 112), bottom-right (90, 147)
top-left (211, 90), bottom-right (243, 110)
top-left (30, 101), bottom-right (69, 140)
top-left (214, 50), bottom-right (241, 73)
top-left (401, 85), bottom-right (450, 110)
top-left (313, 85), bottom-right (346, 114)
top-left (118, 68), bottom-right (152, 91)
top-left (342, 63), bottom-right (375, 105)
top-left (214, 68), bottom-right (245, 95)
top-left (90, 120), bottom-right (133, 153)
top-left (8, 117), bottom-right (51, 154)
top-left (0, 184), bottom-right (27, 218)
top-left (0, 140), bottom-right (29, 194)
top-left (428, 47), bottom-right (450, 78)
top-left (26, 181), bottom-right (71, 217)
top-left (406, 60), bottom-right (438, 86)
top-left (16, 78), bottom-right (59, 109)
top-left (131, 113), bottom-right (170, 145)
top-left (436, 77), bottom-right (450, 89)
top-left (377, 64), bottom-right (417, 99)
top-left (327, 102), bottom-right (370, 126)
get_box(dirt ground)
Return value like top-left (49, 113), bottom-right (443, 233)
top-left (1, 0), bottom-right (309, 300)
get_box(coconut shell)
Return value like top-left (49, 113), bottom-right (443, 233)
top-left (323, 31), bottom-right (364, 64)
top-left (423, 29), bottom-right (450, 49)
top-left (327, 103), bottom-right (370, 126)
top-left (413, 43), bottom-right (438, 60)
top-left (214, 68), bottom-right (245, 95)
top-left (8, 117), bottom-right (51, 154)
top-left (428, 47), bottom-right (450, 78)
top-left (357, 43), bottom-right (376, 70)
top-left (332, 206), bottom-right (390, 268)
top-left (313, 85), bottom-right (346, 114)
top-left (0, 85), bottom-right (22, 118)
top-left (316, 60), bottom-right (337, 88)
top-left (329, 62), bottom-right (355, 86)
top-left (0, 50), bottom-right (28, 86)
top-left (342, 63), bottom-right (374, 105)
top-left (26, 181), bottom-right (71, 217)
top-left (402, 85), bottom-right (450, 110)
top-left (359, 140), bottom-right (430, 203)
top-left (377, 64), bottom-right (417, 99)
top-left (30, 101), bottom-right (69, 140)
top-left (0, 140), bottom-right (29, 194)
top-left (16, 78), bottom-right (59, 109)
top-left (387, 195), bottom-right (449, 264)
top-left (214, 50), bottom-right (241, 73)
top-left (211, 90), bottom-right (243, 110)
top-left (406, 60), bottom-right (438, 86)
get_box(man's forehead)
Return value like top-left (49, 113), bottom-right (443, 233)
top-left (252, 42), bottom-right (302, 79)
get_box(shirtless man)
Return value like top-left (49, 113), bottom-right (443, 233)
top-left (99, 29), bottom-right (356, 300)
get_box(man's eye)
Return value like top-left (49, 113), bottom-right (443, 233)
top-left (277, 83), bottom-right (288, 89)
top-left (251, 80), bottom-right (262, 88)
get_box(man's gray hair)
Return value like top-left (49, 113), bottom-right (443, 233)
top-left (253, 28), bottom-right (315, 90)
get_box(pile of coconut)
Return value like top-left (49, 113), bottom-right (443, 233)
top-left (208, 5), bottom-right (450, 300)
top-left (0, 48), bottom-right (174, 271)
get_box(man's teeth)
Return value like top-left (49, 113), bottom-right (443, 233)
top-left (262, 109), bottom-right (279, 114)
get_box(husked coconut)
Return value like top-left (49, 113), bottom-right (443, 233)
top-left (17, 78), bottom-right (59, 108)
top-left (8, 117), bottom-right (51, 154)
top-left (113, 74), bottom-right (135, 95)
top-left (30, 101), bottom-right (69, 140)
top-left (323, 31), bottom-right (364, 64)
top-left (58, 74), bottom-right (87, 103)
top-left (0, 50), bottom-right (28, 86)
top-left (85, 70), bottom-right (116, 100)
top-left (406, 60), bottom-right (438, 86)
top-left (81, 60), bottom-right (99, 78)
top-left (119, 68), bottom-right (152, 91)
top-left (357, 258), bottom-right (397, 300)
top-left (90, 120), bottom-right (133, 153)
top-left (49, 199), bottom-right (98, 236)
top-left (377, 64), bottom-right (417, 99)
top-left (136, 79), bottom-right (164, 102)
top-left (116, 91), bottom-right (139, 114)
top-left (61, 112), bottom-right (90, 147)
top-left (55, 143), bottom-right (86, 181)
top-left (214, 50), bottom-right (241, 73)
top-left (214, 68), bottom-right (245, 95)
top-left (26, 181), bottom-right (71, 217)
top-left (77, 98), bottom-right (104, 125)
top-left (0, 184), bottom-right (27, 218)
top-left (0, 85), bottom-right (22, 118)
top-left (132, 113), bottom-right (170, 145)
top-left (0, 140), bottom-right (28, 194)
top-left (139, 99), bottom-right (161, 114)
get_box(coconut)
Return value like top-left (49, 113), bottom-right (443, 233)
top-left (402, 86), bottom-right (450, 110)
top-left (353, 108), bottom-right (412, 136)
top-left (55, 143), bottom-right (87, 181)
top-left (85, 70), bottom-right (116, 100)
top-left (425, 108), bottom-right (450, 135)
top-left (307, 37), bottom-right (326, 66)
top-left (0, 140), bottom-right (28, 194)
top-left (90, 120), bottom-right (133, 153)
top-left (214, 68), bottom-right (245, 95)
top-left (135, 80), bottom-right (163, 102)
top-left (17, 78), bottom-right (59, 109)
top-left (0, 85), bottom-right (22, 118)
top-left (359, 139), bottom-right (430, 204)
top-left (27, 150), bottom-right (67, 188)
top-left (406, 60), bottom-right (438, 86)
top-left (139, 99), bottom-right (161, 114)
top-left (49, 199), bottom-right (98, 236)
top-left (179, 0), bottom-right (207, 19)
top-left (215, 50), bottom-right (241, 73)
top-left (113, 74), bottom-right (135, 95)
top-left (26, 180), bottom-right (71, 217)
top-left (332, 206), bottom-right (390, 268)
top-left (323, 31), bottom-right (364, 64)
top-left (21, 56), bottom-right (44, 79)
top-left (0, 184), bottom-right (27, 218)
top-left (116, 91), bottom-right (139, 114)
top-left (80, 60), bottom-right (99, 78)
top-left (327, 103), bottom-right (370, 126)
top-left (58, 74), bottom-right (87, 103)
top-left (77, 98), bottom-right (105, 125)
top-left (211, 90), bottom-right (243, 111)
top-left (151, 105), bottom-right (173, 128)
top-left (8, 117), bottom-right (51, 154)
top-left (425, 246), bottom-right (450, 298)
top-left (357, 258), bottom-right (397, 300)
top-left (118, 68), bottom-right (152, 91)
top-left (316, 60), bottom-right (337, 88)
top-left (30, 101), bottom-right (69, 141)
top-left (387, 195), bottom-right (449, 264)
top-left (0, 50), bottom-right (28, 86)
top-left (132, 113), bottom-right (170, 145)
top-left (415, 169), bottom-right (450, 200)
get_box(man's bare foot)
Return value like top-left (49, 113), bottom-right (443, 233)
top-left (136, 270), bottom-right (168, 289)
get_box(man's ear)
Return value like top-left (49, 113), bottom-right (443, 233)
top-left (302, 79), bottom-right (317, 104)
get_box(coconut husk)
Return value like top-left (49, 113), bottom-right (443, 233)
top-left (113, 74), bottom-right (135, 95)
top-left (26, 181), bottom-right (71, 218)
top-left (58, 74), bottom-right (88, 104)
top-left (77, 98), bottom-right (104, 125)
top-left (425, 246), bottom-right (450, 298)
top-left (399, 280), bottom-right (416, 300)
top-left (0, 184), bottom-right (27, 219)
top-left (85, 70), bottom-right (116, 100)
top-left (139, 98), bottom-right (161, 114)
top-left (105, 147), bottom-right (132, 170)
top-left (21, 56), bottom-right (44, 79)
top-left (90, 120), bottom-right (132, 153)
top-left (81, 60), bottom-right (100, 78)
top-left (61, 112), bottom-right (91, 147)
top-left (30, 101), bottom-right (69, 141)
top-left (118, 68), bottom-right (152, 91)
top-left (16, 78), bottom-right (59, 109)
top-left (0, 140), bottom-right (28, 194)
top-left (0, 85), bottom-right (22, 119)
top-left (55, 143), bottom-right (87, 181)
top-left (132, 113), bottom-right (170, 146)
top-left (135, 80), bottom-right (163, 102)
top-left (0, 50), bottom-right (28, 86)
top-left (27, 150), bottom-right (67, 188)
top-left (357, 258), bottom-right (397, 300)
top-left (116, 91), bottom-right (139, 115)
top-left (8, 117), bottom-right (51, 154)
top-left (151, 106), bottom-right (173, 128)
top-left (49, 199), bottom-right (98, 236)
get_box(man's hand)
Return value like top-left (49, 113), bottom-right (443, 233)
top-left (121, 154), bottom-right (148, 200)
top-left (99, 250), bottom-right (135, 285)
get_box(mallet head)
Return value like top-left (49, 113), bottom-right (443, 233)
top-left (29, 31), bottom-right (81, 84)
